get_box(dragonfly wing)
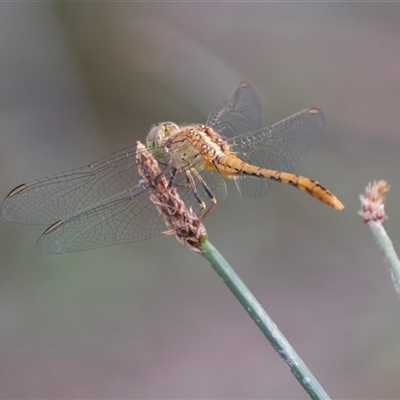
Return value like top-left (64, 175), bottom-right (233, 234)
top-left (35, 186), bottom-right (168, 254)
top-left (228, 108), bottom-right (325, 198)
top-left (207, 82), bottom-right (263, 139)
top-left (36, 168), bottom-right (227, 254)
top-left (1, 145), bottom-right (149, 225)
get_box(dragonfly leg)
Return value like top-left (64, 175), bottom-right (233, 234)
top-left (189, 168), bottom-right (217, 221)
top-left (167, 167), bottom-right (177, 189)
top-left (184, 170), bottom-right (206, 214)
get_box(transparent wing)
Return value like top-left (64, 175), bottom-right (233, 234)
top-left (35, 168), bottom-right (226, 254)
top-left (36, 185), bottom-right (165, 254)
top-left (2, 141), bottom-right (227, 254)
top-left (2, 145), bottom-right (143, 225)
top-left (228, 108), bottom-right (325, 198)
top-left (207, 82), bottom-right (263, 139)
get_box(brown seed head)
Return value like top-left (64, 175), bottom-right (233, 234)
top-left (136, 141), bottom-right (207, 252)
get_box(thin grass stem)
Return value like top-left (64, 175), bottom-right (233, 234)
top-left (200, 237), bottom-right (330, 400)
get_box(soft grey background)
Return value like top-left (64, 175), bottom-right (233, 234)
top-left (1, 3), bottom-right (400, 399)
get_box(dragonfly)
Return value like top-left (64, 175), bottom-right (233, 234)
top-left (2, 82), bottom-right (343, 254)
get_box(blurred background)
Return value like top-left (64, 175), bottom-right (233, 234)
top-left (1, 2), bottom-right (400, 398)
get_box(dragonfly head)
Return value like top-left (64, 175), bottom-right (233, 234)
top-left (146, 122), bottom-right (180, 157)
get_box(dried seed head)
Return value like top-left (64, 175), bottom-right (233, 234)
top-left (136, 141), bottom-right (207, 252)
top-left (359, 180), bottom-right (390, 223)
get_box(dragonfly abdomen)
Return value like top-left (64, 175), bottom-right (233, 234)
top-left (218, 154), bottom-right (344, 210)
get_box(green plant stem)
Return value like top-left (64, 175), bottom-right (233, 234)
top-left (368, 221), bottom-right (400, 296)
top-left (200, 237), bottom-right (330, 400)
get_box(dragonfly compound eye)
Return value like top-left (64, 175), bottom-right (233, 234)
top-left (162, 122), bottom-right (180, 137)
top-left (146, 125), bottom-right (162, 142)
top-left (146, 122), bottom-right (179, 142)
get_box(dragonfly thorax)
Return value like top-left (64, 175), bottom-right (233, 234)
top-left (182, 124), bottom-right (230, 155)
top-left (163, 124), bottom-right (231, 173)
top-left (146, 121), bottom-right (231, 171)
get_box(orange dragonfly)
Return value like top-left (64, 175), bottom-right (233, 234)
top-left (2, 82), bottom-right (343, 254)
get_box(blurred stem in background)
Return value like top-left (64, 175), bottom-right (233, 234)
top-left (359, 180), bottom-right (400, 297)
top-left (137, 141), bottom-right (330, 399)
